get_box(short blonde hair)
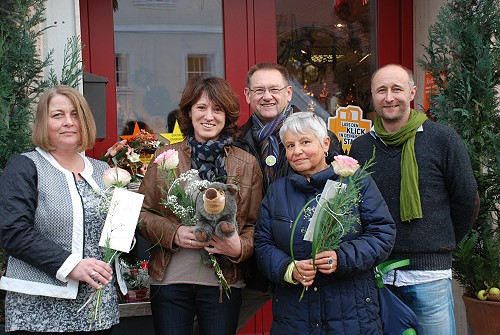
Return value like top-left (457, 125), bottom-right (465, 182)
top-left (32, 85), bottom-right (97, 151)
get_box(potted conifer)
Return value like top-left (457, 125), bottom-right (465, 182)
top-left (418, 0), bottom-right (499, 333)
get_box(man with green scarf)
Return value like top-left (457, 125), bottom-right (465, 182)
top-left (350, 64), bottom-right (478, 335)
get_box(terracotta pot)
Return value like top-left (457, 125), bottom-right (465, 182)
top-left (462, 295), bottom-right (500, 335)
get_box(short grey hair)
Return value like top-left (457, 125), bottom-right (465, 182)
top-left (279, 112), bottom-right (328, 143)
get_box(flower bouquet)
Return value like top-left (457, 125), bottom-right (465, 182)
top-left (120, 260), bottom-right (150, 302)
top-left (291, 153), bottom-right (375, 300)
top-left (103, 128), bottom-right (163, 185)
top-left (153, 149), bottom-right (232, 299)
top-left (78, 169), bottom-right (145, 328)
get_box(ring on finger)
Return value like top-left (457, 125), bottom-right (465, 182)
top-left (189, 240), bottom-right (192, 246)
top-left (328, 258), bottom-right (334, 265)
top-left (302, 275), bottom-right (306, 282)
top-left (329, 264), bottom-right (333, 269)
top-left (91, 271), bottom-right (97, 277)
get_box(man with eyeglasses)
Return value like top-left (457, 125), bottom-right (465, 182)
top-left (240, 62), bottom-right (342, 194)
top-left (234, 62), bottom-right (343, 331)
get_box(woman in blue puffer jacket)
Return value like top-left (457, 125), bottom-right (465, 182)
top-left (254, 112), bottom-right (395, 335)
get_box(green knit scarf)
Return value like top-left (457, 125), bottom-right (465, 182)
top-left (374, 109), bottom-right (428, 221)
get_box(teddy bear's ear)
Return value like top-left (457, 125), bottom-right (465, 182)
top-left (226, 183), bottom-right (239, 195)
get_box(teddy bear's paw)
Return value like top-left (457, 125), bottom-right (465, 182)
top-left (217, 221), bottom-right (236, 237)
top-left (194, 229), bottom-right (210, 242)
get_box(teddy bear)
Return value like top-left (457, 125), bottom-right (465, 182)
top-left (193, 182), bottom-right (239, 243)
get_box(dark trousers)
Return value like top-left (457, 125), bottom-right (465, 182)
top-left (150, 284), bottom-right (241, 335)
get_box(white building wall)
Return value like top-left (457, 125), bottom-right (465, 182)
top-left (42, 0), bottom-right (82, 91)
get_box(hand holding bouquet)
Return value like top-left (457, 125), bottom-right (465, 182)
top-left (78, 167), bottom-right (144, 328)
top-left (291, 153), bottom-right (375, 300)
top-left (154, 149), bottom-right (231, 299)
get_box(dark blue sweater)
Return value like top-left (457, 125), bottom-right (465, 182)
top-left (350, 120), bottom-right (477, 270)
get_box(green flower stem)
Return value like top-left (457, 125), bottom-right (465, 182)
top-left (79, 236), bottom-right (122, 330)
top-left (209, 253), bottom-right (231, 301)
top-left (290, 197), bottom-right (316, 302)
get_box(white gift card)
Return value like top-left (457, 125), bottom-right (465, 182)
top-left (99, 187), bottom-right (144, 252)
top-left (304, 179), bottom-right (346, 242)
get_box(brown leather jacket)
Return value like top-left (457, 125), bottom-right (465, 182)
top-left (138, 140), bottom-right (263, 283)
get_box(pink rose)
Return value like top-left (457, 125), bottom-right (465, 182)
top-left (331, 155), bottom-right (360, 177)
top-left (154, 149), bottom-right (179, 170)
top-left (103, 167), bottom-right (132, 188)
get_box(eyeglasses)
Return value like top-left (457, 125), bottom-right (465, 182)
top-left (248, 86), bottom-right (289, 97)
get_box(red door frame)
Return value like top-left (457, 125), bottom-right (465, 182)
top-left (80, 0), bottom-right (117, 158)
top-left (80, 1), bottom-right (412, 333)
top-left (223, 0), bottom-right (277, 125)
top-left (223, 0), bottom-right (413, 126)
top-left (377, 0), bottom-right (413, 68)
top-left (80, 0), bottom-right (412, 152)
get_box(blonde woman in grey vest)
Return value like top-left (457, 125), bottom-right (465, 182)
top-left (0, 85), bottom-right (119, 334)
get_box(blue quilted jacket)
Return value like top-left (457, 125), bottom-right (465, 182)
top-left (254, 167), bottom-right (395, 335)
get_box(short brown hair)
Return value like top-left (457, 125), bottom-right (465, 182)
top-left (177, 76), bottom-right (240, 138)
top-left (246, 62), bottom-right (291, 87)
top-left (32, 85), bottom-right (97, 151)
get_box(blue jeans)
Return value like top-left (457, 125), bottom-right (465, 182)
top-left (386, 278), bottom-right (455, 335)
top-left (150, 284), bottom-right (242, 335)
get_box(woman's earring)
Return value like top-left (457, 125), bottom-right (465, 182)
top-left (324, 151), bottom-right (328, 157)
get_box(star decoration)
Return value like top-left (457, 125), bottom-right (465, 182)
top-left (160, 120), bottom-right (185, 144)
top-left (119, 122), bottom-right (141, 141)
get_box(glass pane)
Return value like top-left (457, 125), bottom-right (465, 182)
top-left (276, 0), bottom-right (376, 119)
top-left (113, 0), bottom-right (224, 135)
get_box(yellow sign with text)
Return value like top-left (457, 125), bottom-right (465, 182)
top-left (328, 105), bottom-right (371, 153)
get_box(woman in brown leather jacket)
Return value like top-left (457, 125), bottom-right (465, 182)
top-left (138, 76), bottom-right (263, 335)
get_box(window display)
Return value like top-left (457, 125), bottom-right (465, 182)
top-left (276, 0), bottom-right (376, 118)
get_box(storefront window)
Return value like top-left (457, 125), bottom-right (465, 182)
top-left (113, 0), bottom-right (224, 135)
top-left (276, 0), bottom-right (376, 119)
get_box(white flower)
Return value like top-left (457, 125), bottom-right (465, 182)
top-left (103, 167), bottom-right (132, 188)
top-left (127, 152), bottom-right (141, 163)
